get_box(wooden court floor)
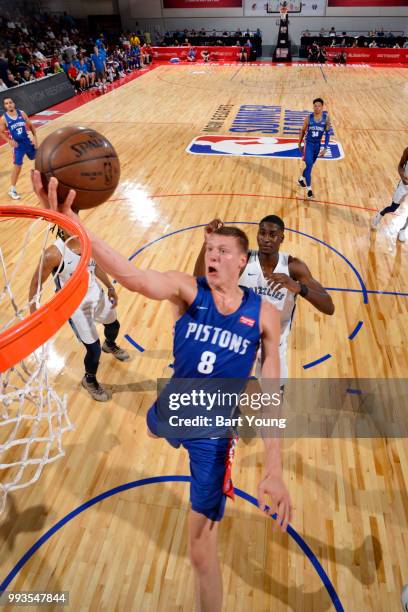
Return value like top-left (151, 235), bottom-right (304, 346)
top-left (0, 63), bottom-right (408, 611)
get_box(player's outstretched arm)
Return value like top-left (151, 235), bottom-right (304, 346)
top-left (193, 218), bottom-right (224, 276)
top-left (28, 246), bottom-right (62, 313)
top-left (257, 301), bottom-right (292, 531)
top-left (32, 171), bottom-right (197, 305)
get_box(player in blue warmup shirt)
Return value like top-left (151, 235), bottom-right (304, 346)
top-left (297, 97), bottom-right (331, 200)
top-left (0, 97), bottom-right (37, 200)
top-left (33, 171), bottom-right (292, 612)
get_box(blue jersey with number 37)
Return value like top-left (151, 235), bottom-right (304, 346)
top-left (4, 109), bottom-right (31, 144)
top-left (173, 276), bottom-right (262, 379)
top-left (305, 111), bottom-right (328, 144)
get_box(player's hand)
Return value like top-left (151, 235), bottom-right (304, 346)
top-left (258, 473), bottom-right (292, 531)
top-left (205, 218), bottom-right (223, 237)
top-left (298, 144), bottom-right (303, 155)
top-left (108, 287), bottom-right (118, 307)
top-left (266, 273), bottom-right (300, 294)
top-left (9, 140), bottom-right (17, 148)
top-left (402, 176), bottom-right (408, 185)
top-left (318, 147), bottom-right (327, 157)
top-left (32, 170), bottom-right (78, 220)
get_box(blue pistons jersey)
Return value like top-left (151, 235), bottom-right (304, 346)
top-left (4, 109), bottom-right (31, 144)
top-left (305, 111), bottom-right (328, 144)
top-left (173, 276), bottom-right (262, 379)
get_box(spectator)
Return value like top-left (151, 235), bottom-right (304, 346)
top-left (211, 29), bottom-right (217, 37)
top-left (7, 72), bottom-right (20, 87)
top-left (377, 28), bottom-right (384, 37)
top-left (186, 44), bottom-right (196, 62)
top-left (303, 29), bottom-right (311, 37)
top-left (33, 61), bottom-right (45, 78)
top-left (393, 42), bottom-right (400, 48)
top-left (53, 61), bottom-right (64, 73)
top-left (403, 40), bottom-right (408, 48)
top-left (21, 68), bottom-right (34, 82)
top-left (130, 32), bottom-right (140, 46)
top-left (318, 47), bottom-right (327, 63)
top-left (199, 27), bottom-right (206, 36)
top-left (201, 49), bottom-right (210, 62)
top-left (369, 40), bottom-right (377, 48)
top-left (141, 43), bottom-right (152, 65)
top-left (329, 27), bottom-right (336, 37)
top-left (0, 78), bottom-right (7, 91)
top-left (33, 47), bottom-right (47, 62)
top-left (237, 45), bottom-right (247, 62)
top-left (235, 28), bottom-right (242, 37)
top-left (319, 28), bottom-right (326, 36)
top-left (182, 38), bottom-right (190, 46)
top-left (0, 51), bottom-right (9, 86)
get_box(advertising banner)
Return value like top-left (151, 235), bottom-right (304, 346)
top-left (0, 73), bottom-right (75, 117)
top-left (324, 47), bottom-right (408, 63)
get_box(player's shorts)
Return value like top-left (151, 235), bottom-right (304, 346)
top-left (147, 402), bottom-right (233, 521)
top-left (303, 141), bottom-right (321, 165)
top-left (13, 141), bottom-right (36, 166)
top-left (392, 179), bottom-right (408, 204)
top-left (70, 287), bottom-right (117, 345)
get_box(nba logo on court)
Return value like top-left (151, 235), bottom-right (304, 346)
top-left (187, 135), bottom-right (344, 159)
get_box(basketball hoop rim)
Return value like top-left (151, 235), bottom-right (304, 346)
top-left (0, 205), bottom-right (91, 373)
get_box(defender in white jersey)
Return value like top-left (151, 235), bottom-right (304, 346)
top-left (29, 226), bottom-right (129, 401)
top-left (195, 216), bottom-right (334, 379)
top-left (371, 146), bottom-right (408, 242)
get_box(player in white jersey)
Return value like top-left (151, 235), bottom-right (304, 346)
top-left (194, 215), bottom-right (334, 380)
top-left (29, 226), bottom-right (129, 401)
top-left (371, 146), bottom-right (408, 242)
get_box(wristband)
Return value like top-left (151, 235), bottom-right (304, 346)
top-left (299, 283), bottom-right (309, 298)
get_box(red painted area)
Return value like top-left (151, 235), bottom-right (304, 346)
top-left (163, 0), bottom-right (242, 7)
top-left (328, 0), bottom-right (407, 5)
top-left (324, 47), bottom-right (408, 64)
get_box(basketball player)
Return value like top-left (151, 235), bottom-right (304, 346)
top-left (32, 171), bottom-right (292, 612)
top-left (0, 97), bottom-right (37, 200)
top-left (371, 146), bottom-right (408, 242)
top-left (194, 216), bottom-right (334, 381)
top-left (28, 224), bottom-right (129, 402)
top-left (297, 97), bottom-right (331, 199)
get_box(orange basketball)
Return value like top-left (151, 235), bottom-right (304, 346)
top-left (35, 125), bottom-right (120, 210)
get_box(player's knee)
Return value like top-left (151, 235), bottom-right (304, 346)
top-left (189, 531), bottom-right (215, 574)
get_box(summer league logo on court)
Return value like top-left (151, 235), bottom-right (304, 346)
top-left (187, 136), bottom-right (344, 159)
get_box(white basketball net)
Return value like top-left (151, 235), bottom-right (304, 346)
top-left (0, 215), bottom-right (77, 513)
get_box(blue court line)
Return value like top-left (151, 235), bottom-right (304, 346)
top-left (124, 333), bottom-right (145, 352)
top-left (303, 354), bottom-right (332, 370)
top-left (0, 475), bottom-right (344, 612)
top-left (346, 388), bottom-right (363, 395)
top-left (325, 287), bottom-right (408, 298)
top-left (348, 320), bottom-right (363, 341)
